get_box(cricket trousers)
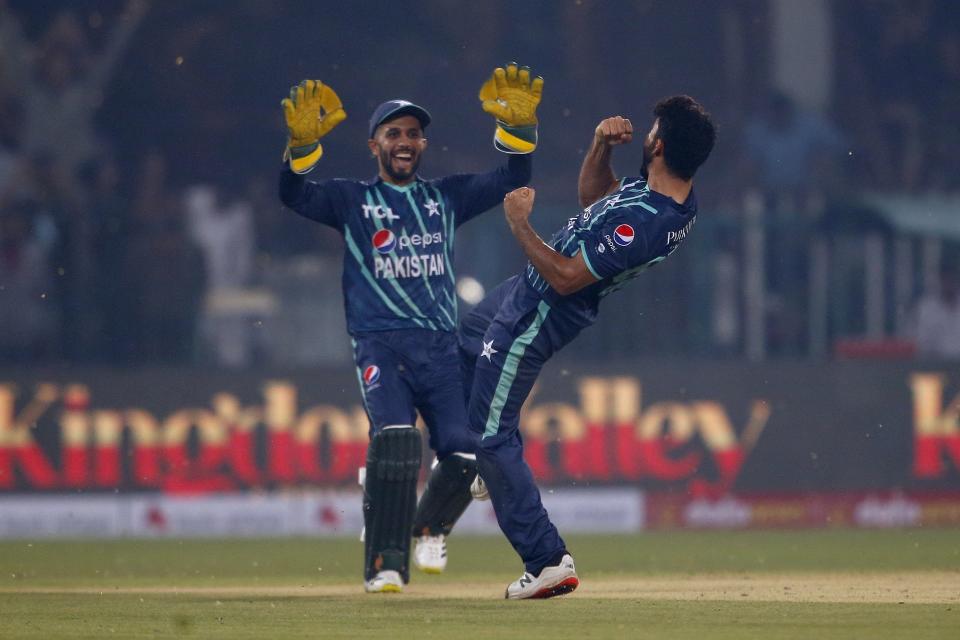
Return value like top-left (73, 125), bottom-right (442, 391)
top-left (352, 329), bottom-right (477, 458)
top-left (460, 276), bottom-right (583, 575)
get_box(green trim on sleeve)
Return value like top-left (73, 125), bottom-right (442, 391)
top-left (578, 240), bottom-right (603, 280)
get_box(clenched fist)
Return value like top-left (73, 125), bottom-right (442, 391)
top-left (594, 116), bottom-right (633, 146)
top-left (504, 186), bottom-right (536, 227)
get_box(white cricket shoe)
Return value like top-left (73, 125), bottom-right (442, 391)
top-left (364, 570), bottom-right (403, 593)
top-left (505, 554), bottom-right (579, 600)
top-left (470, 474), bottom-right (489, 501)
top-left (413, 535), bottom-right (447, 574)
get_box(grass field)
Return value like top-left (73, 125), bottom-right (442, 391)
top-left (1, 530), bottom-right (959, 639)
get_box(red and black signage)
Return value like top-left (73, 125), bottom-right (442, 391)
top-left (1, 361), bottom-right (959, 493)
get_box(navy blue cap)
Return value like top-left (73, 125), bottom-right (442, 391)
top-left (368, 100), bottom-right (431, 138)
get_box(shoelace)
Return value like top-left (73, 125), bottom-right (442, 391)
top-left (424, 536), bottom-right (445, 558)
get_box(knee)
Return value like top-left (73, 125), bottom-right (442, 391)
top-left (476, 432), bottom-right (524, 464)
top-left (475, 436), bottom-right (501, 463)
top-left (434, 429), bottom-right (477, 460)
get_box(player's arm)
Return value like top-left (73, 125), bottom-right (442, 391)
top-left (278, 166), bottom-right (342, 228)
top-left (278, 79), bottom-right (348, 227)
top-left (447, 154), bottom-right (532, 227)
top-left (578, 116), bottom-right (632, 208)
top-left (504, 187), bottom-right (598, 296)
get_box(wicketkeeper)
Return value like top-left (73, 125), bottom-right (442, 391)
top-left (277, 64), bottom-right (543, 593)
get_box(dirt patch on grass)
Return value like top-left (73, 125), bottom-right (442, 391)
top-left (585, 572), bottom-right (960, 604)
top-left (3, 572), bottom-right (958, 604)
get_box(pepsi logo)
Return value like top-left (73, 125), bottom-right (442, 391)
top-left (363, 365), bottom-right (381, 385)
top-left (372, 229), bottom-right (396, 254)
top-left (613, 224), bottom-right (635, 247)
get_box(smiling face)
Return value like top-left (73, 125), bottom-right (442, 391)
top-left (367, 115), bottom-right (427, 185)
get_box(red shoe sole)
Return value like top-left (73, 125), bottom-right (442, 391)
top-left (531, 577), bottom-right (579, 599)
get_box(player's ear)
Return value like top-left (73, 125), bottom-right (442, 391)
top-left (420, 137), bottom-right (428, 151)
top-left (367, 138), bottom-right (378, 157)
top-left (653, 138), bottom-right (664, 156)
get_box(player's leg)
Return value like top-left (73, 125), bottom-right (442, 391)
top-left (404, 283), bottom-right (514, 574)
top-left (468, 303), bottom-right (580, 599)
top-left (458, 276), bottom-right (518, 405)
top-left (482, 433), bottom-right (577, 599)
top-left (457, 281), bottom-right (513, 503)
top-left (411, 452), bottom-right (477, 541)
top-left (362, 425), bottom-right (422, 591)
top-left (410, 453), bottom-right (476, 573)
top-left (410, 331), bottom-right (478, 573)
top-left (352, 335), bottom-right (421, 592)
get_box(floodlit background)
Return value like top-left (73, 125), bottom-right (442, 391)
top-left (3, 0), bottom-right (959, 365)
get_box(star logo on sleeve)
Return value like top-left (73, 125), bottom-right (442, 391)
top-left (481, 340), bottom-right (498, 362)
top-left (425, 199), bottom-right (441, 216)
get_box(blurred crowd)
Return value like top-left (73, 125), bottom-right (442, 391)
top-left (0, 1), bottom-right (328, 365)
top-left (1, 0), bottom-right (958, 366)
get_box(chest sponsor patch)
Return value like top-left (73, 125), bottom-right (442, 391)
top-left (372, 229), bottom-right (397, 253)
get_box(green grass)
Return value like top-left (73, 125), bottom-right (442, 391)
top-left (1, 531), bottom-right (959, 639)
top-left (3, 594), bottom-right (957, 640)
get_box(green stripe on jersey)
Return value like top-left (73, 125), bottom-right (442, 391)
top-left (365, 190), bottom-right (437, 330)
top-left (428, 184), bottom-right (458, 289)
top-left (344, 227), bottom-right (419, 324)
top-left (400, 189), bottom-right (456, 329)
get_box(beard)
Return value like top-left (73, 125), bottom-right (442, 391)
top-left (640, 137), bottom-right (655, 179)
top-left (379, 147), bottom-right (420, 182)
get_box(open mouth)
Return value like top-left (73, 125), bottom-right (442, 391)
top-left (392, 152), bottom-right (414, 166)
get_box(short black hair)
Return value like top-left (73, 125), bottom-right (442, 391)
top-left (653, 95), bottom-right (716, 180)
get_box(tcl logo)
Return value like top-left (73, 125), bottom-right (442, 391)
top-left (362, 204), bottom-right (399, 222)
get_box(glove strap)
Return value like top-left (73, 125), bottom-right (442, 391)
top-left (494, 122), bottom-right (537, 154)
top-left (287, 141), bottom-right (323, 174)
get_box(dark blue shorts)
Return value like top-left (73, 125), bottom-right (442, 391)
top-left (352, 328), bottom-right (476, 457)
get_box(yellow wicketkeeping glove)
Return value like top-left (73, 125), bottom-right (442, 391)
top-left (281, 79), bottom-right (347, 174)
top-left (478, 62), bottom-right (543, 154)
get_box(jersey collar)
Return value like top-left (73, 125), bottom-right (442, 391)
top-left (364, 174), bottom-right (423, 193)
top-left (644, 181), bottom-right (697, 213)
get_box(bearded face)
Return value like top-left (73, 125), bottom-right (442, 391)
top-left (640, 119), bottom-right (659, 180)
top-left (368, 114), bottom-right (426, 185)
top-left (378, 142), bottom-right (421, 182)
top-left (640, 135), bottom-right (655, 179)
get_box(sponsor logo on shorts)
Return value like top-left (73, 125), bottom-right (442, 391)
top-left (614, 224), bottom-right (635, 247)
top-left (362, 365), bottom-right (381, 386)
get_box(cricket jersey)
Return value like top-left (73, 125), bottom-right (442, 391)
top-left (525, 175), bottom-right (697, 328)
top-left (279, 155), bottom-right (531, 334)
